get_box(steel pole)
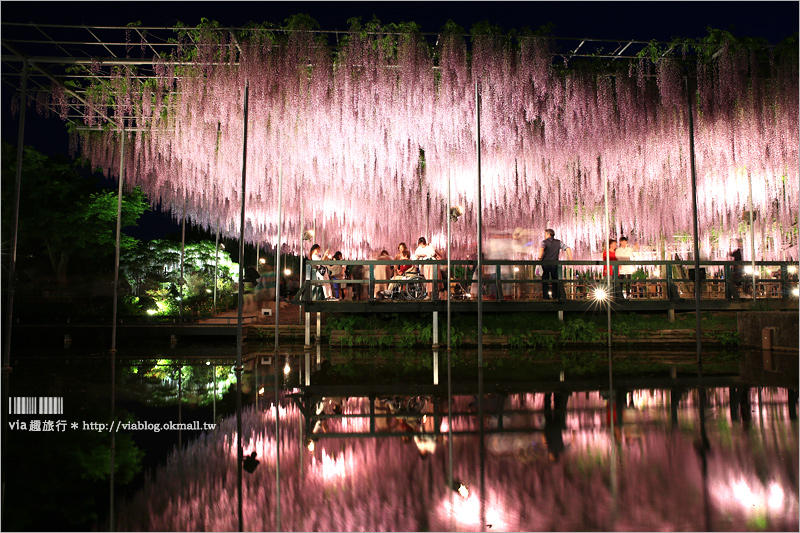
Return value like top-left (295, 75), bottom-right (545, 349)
top-left (446, 167), bottom-right (453, 505)
top-left (685, 76), bottom-right (703, 367)
top-left (601, 154), bottom-right (617, 526)
top-left (2, 60), bottom-right (28, 409)
top-left (212, 364), bottom-right (217, 438)
top-left (108, 128), bottom-right (125, 531)
top-left (213, 218), bottom-right (220, 314)
top-left (235, 83), bottom-right (249, 533)
top-left (275, 161), bottom-right (283, 352)
top-left (748, 171), bottom-right (756, 299)
top-left (179, 199), bottom-right (186, 319)
top-left (274, 161), bottom-right (283, 532)
top-left (475, 80), bottom-right (486, 533)
top-left (476, 84), bottom-right (483, 362)
top-left (299, 203), bottom-right (304, 324)
top-left (2, 62), bottom-right (28, 511)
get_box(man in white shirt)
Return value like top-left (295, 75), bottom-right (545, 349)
top-left (615, 237), bottom-right (634, 298)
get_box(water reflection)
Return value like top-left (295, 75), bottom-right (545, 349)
top-left (118, 383), bottom-right (798, 531)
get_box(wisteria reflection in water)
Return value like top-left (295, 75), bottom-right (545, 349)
top-left (117, 389), bottom-right (798, 531)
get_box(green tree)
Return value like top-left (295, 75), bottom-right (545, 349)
top-left (1, 142), bottom-right (149, 285)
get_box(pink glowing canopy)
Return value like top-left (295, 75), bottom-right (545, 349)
top-left (14, 21), bottom-right (800, 258)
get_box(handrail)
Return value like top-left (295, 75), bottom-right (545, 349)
top-left (300, 259), bottom-right (798, 303)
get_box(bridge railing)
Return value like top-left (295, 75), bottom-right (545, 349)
top-left (301, 259), bottom-right (799, 303)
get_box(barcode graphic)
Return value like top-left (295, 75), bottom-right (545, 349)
top-left (8, 397), bottom-right (63, 415)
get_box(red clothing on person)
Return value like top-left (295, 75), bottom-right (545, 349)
top-left (602, 250), bottom-right (617, 276)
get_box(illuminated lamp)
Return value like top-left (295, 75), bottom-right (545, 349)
top-left (592, 287), bottom-right (608, 302)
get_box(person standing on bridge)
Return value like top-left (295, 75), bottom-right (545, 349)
top-left (413, 237), bottom-right (439, 298)
top-left (538, 229), bottom-right (573, 302)
top-left (309, 244), bottom-right (326, 301)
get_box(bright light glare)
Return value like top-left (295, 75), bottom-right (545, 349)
top-left (767, 482), bottom-right (785, 511)
top-left (744, 265), bottom-right (754, 275)
top-left (147, 309), bottom-right (157, 315)
top-left (259, 258), bottom-right (266, 264)
top-left (258, 387), bottom-right (265, 395)
top-left (307, 440), bottom-right (315, 452)
top-left (593, 287), bottom-right (608, 301)
top-left (283, 362), bottom-right (291, 375)
top-left (732, 479), bottom-right (759, 508)
top-left (205, 361), bottom-right (210, 366)
top-left (457, 483), bottom-right (469, 499)
top-left (792, 287), bottom-right (799, 297)
top-left (284, 268), bottom-right (292, 276)
top-left (513, 267), bottom-right (520, 272)
top-left (206, 288), bottom-right (212, 293)
top-left (789, 265), bottom-right (798, 274)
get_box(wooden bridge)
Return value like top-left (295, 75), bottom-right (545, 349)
top-left (295, 258), bottom-right (798, 313)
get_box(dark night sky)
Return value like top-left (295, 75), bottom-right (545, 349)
top-left (2, 1), bottom-right (798, 239)
top-left (2, 1), bottom-right (797, 42)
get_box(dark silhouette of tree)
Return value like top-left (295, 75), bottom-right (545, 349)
top-left (1, 142), bottom-right (148, 286)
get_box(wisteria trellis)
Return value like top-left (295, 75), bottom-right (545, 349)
top-left (44, 23), bottom-right (800, 258)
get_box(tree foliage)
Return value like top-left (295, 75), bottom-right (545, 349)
top-left (1, 142), bottom-right (149, 284)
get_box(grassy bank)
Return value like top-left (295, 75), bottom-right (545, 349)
top-left (323, 311), bottom-right (740, 350)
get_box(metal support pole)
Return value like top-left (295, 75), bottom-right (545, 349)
top-left (212, 364), bottom-right (217, 438)
top-left (748, 171), bottom-right (756, 299)
top-left (273, 161), bottom-right (283, 532)
top-left (108, 128), bottom-right (125, 532)
top-left (213, 218), bottom-right (220, 314)
top-left (2, 59), bottom-right (28, 418)
top-left (447, 170), bottom-right (452, 352)
top-left (601, 154), bottom-right (617, 527)
top-left (177, 366), bottom-right (182, 450)
top-left (432, 312), bottom-right (439, 385)
top-left (475, 80), bottom-right (486, 533)
top-left (235, 83), bottom-right (250, 533)
top-left (686, 76), bottom-right (703, 366)
top-left (179, 198), bottom-right (186, 319)
top-left (299, 203), bottom-right (304, 324)
top-left (275, 161), bottom-right (283, 352)
top-left (2, 61), bottom-right (28, 510)
top-left (476, 84), bottom-right (483, 354)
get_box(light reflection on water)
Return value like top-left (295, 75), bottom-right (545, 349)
top-left (117, 381), bottom-right (798, 532)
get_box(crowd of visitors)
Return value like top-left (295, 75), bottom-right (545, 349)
top-left (301, 230), bottom-right (753, 302)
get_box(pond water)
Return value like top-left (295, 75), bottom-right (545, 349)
top-left (2, 343), bottom-right (798, 532)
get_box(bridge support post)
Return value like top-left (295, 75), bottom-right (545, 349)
top-left (432, 311), bottom-right (439, 348)
top-left (558, 310), bottom-right (564, 322)
top-left (304, 311), bottom-right (311, 349)
top-left (433, 349), bottom-right (439, 385)
top-left (304, 351), bottom-right (311, 386)
top-left (316, 312), bottom-right (321, 343)
top-left (668, 308), bottom-right (675, 323)
top-left (170, 334), bottom-right (177, 348)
